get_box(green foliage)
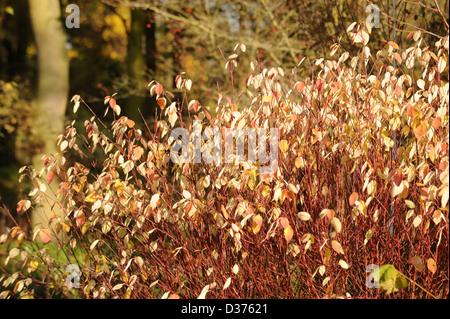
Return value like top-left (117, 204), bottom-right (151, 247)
top-left (375, 264), bottom-right (408, 295)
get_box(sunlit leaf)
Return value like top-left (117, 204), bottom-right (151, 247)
top-left (284, 225), bottom-right (294, 242)
top-left (377, 264), bottom-right (408, 294)
top-left (39, 229), bottom-right (51, 244)
top-left (223, 277), bottom-right (232, 290)
top-left (332, 240), bottom-right (344, 254)
top-left (427, 258), bottom-right (437, 274)
top-left (349, 192), bottom-right (358, 206)
top-left (297, 212), bottom-right (311, 221)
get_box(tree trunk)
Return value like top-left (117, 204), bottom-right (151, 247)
top-left (28, 0), bottom-right (69, 230)
top-left (126, 8), bottom-right (145, 125)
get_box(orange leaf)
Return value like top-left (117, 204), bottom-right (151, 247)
top-left (295, 157), bottom-right (303, 169)
top-left (109, 97), bottom-right (116, 109)
top-left (47, 171), bottom-right (55, 185)
top-left (16, 202), bottom-right (25, 214)
top-left (284, 225), bottom-right (294, 242)
top-left (39, 229), bottom-right (52, 243)
top-left (279, 217), bottom-right (289, 229)
top-left (253, 214), bottom-right (263, 226)
top-left (414, 121), bottom-right (427, 138)
top-left (76, 213), bottom-right (86, 228)
top-left (252, 215), bottom-right (263, 235)
top-left (387, 41), bottom-right (399, 50)
top-left (133, 146), bottom-right (144, 160)
top-left (332, 240), bottom-right (344, 254)
top-left (407, 105), bottom-right (420, 119)
top-left (155, 83), bottom-right (163, 96)
top-left (295, 81), bottom-right (305, 93)
top-left (326, 209), bottom-right (335, 220)
top-left (432, 117), bottom-right (441, 130)
top-left (126, 119), bottom-right (135, 128)
top-left (157, 97), bottom-right (166, 109)
top-left (349, 192), bottom-right (358, 206)
top-left (393, 52), bottom-right (402, 64)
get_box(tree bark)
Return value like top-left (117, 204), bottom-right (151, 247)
top-left (126, 7), bottom-right (145, 125)
top-left (28, 0), bottom-right (69, 229)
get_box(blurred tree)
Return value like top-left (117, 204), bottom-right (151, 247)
top-left (28, 0), bottom-right (69, 229)
top-left (125, 7), bottom-right (157, 125)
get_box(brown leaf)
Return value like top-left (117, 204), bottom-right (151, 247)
top-left (409, 256), bottom-right (424, 272)
top-left (393, 172), bottom-right (403, 186)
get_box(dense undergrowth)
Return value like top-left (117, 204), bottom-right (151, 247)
top-left (0, 23), bottom-right (448, 299)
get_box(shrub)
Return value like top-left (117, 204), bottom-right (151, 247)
top-left (0, 24), bottom-right (448, 299)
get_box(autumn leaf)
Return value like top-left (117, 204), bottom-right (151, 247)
top-left (387, 41), bottom-right (399, 50)
top-left (284, 225), bottom-right (294, 242)
top-left (393, 172), bottom-right (403, 186)
top-left (349, 192), bottom-right (358, 206)
top-left (297, 212), bottom-right (311, 221)
top-left (393, 52), bottom-right (402, 64)
top-left (295, 81), bottom-right (305, 92)
top-left (279, 217), bottom-right (289, 229)
top-left (409, 256), bottom-right (424, 272)
top-left (126, 119), bottom-right (135, 128)
top-left (413, 121), bottom-right (427, 138)
top-left (252, 214), bottom-right (263, 234)
top-left (432, 117), bottom-right (441, 130)
top-left (332, 240), bottom-right (344, 254)
top-left (47, 171), bottom-right (55, 184)
top-left (109, 97), bottom-right (118, 109)
top-left (39, 229), bottom-right (52, 244)
top-left (155, 83), bottom-right (163, 96)
top-left (157, 97), bottom-right (167, 109)
top-left (279, 140), bottom-right (289, 154)
top-left (427, 258), bottom-right (437, 274)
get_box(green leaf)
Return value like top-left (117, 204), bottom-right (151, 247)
top-left (376, 264), bottom-right (408, 294)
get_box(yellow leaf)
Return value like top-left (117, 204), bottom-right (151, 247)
top-left (28, 260), bottom-right (39, 273)
top-left (252, 215), bottom-right (263, 234)
top-left (284, 225), bottom-right (294, 242)
top-left (427, 258), bottom-right (437, 274)
top-left (279, 140), bottom-right (289, 154)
